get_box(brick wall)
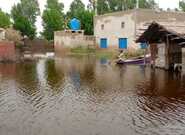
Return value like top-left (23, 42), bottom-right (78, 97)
top-left (0, 41), bottom-right (16, 62)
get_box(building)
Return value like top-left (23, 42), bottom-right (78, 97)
top-left (0, 28), bottom-right (22, 62)
top-left (94, 9), bottom-right (185, 50)
top-left (54, 30), bottom-right (95, 54)
top-left (136, 22), bottom-right (185, 72)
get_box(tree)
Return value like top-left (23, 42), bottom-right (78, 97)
top-left (67, 0), bottom-right (94, 35)
top-left (77, 10), bottom-right (94, 35)
top-left (42, 0), bottom-right (65, 40)
top-left (180, 0), bottom-right (185, 11)
top-left (0, 9), bottom-right (11, 28)
top-left (139, 0), bottom-right (157, 9)
top-left (97, 0), bottom-right (110, 15)
top-left (96, 0), bottom-right (157, 15)
top-left (67, 0), bottom-right (85, 18)
top-left (13, 15), bottom-right (36, 39)
top-left (11, 0), bottom-right (40, 39)
top-left (87, 0), bottom-right (96, 11)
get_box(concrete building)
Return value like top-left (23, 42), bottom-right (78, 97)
top-left (94, 9), bottom-right (185, 50)
top-left (54, 30), bottom-right (95, 54)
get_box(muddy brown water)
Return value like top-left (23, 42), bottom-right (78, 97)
top-left (0, 56), bottom-right (185, 135)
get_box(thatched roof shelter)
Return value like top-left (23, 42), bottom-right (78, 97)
top-left (136, 22), bottom-right (185, 47)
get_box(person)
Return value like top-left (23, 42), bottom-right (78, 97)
top-left (117, 50), bottom-right (125, 61)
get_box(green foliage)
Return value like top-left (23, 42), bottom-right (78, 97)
top-left (67, 0), bottom-right (94, 35)
top-left (80, 10), bottom-right (94, 35)
top-left (97, 0), bottom-right (110, 15)
top-left (13, 15), bottom-right (36, 39)
top-left (87, 0), bottom-right (96, 11)
top-left (68, 0), bottom-right (85, 18)
top-left (139, 0), bottom-right (157, 9)
top-left (97, 0), bottom-right (158, 15)
top-left (180, 0), bottom-right (185, 11)
top-left (0, 9), bottom-right (11, 28)
top-left (42, 0), bottom-right (65, 40)
top-left (11, 0), bottom-right (40, 39)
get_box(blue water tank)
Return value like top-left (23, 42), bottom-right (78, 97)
top-left (69, 18), bottom-right (81, 31)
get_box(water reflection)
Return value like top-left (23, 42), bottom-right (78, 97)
top-left (0, 56), bottom-right (184, 135)
top-left (16, 62), bottom-right (39, 96)
top-left (45, 59), bottom-right (64, 90)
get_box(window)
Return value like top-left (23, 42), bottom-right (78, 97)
top-left (101, 24), bottom-right (104, 30)
top-left (121, 22), bottom-right (125, 28)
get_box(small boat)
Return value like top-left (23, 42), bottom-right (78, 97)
top-left (116, 55), bottom-right (151, 65)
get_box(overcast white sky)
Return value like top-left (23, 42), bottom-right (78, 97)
top-left (0, 0), bottom-right (181, 33)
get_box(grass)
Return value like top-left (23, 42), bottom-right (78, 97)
top-left (69, 46), bottom-right (145, 59)
top-left (70, 46), bottom-right (95, 54)
top-left (70, 47), bottom-right (115, 59)
top-left (123, 50), bottom-right (145, 59)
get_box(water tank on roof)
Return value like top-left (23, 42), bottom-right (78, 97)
top-left (69, 18), bottom-right (80, 31)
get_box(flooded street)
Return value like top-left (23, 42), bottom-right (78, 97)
top-left (0, 56), bottom-right (185, 135)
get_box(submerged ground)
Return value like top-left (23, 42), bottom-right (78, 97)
top-left (0, 56), bottom-right (185, 135)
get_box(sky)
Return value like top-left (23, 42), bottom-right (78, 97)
top-left (0, 0), bottom-right (181, 34)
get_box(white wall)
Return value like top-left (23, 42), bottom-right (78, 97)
top-left (155, 43), bottom-right (166, 69)
top-left (94, 11), bottom-right (138, 50)
top-left (0, 30), bottom-right (5, 41)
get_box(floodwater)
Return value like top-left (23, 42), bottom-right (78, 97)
top-left (0, 56), bottom-right (185, 135)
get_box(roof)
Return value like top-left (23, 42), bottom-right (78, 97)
top-left (136, 22), bottom-right (185, 47)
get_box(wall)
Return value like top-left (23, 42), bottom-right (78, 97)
top-left (0, 41), bottom-right (16, 62)
top-left (151, 42), bottom-right (183, 70)
top-left (5, 28), bottom-right (22, 44)
top-left (155, 43), bottom-right (166, 69)
top-left (94, 10), bottom-right (136, 50)
top-left (24, 39), bottom-right (54, 53)
top-left (54, 31), bottom-right (95, 54)
top-left (0, 29), bottom-right (5, 41)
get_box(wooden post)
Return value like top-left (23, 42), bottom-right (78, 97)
top-left (144, 42), bottom-right (149, 66)
top-left (165, 35), bottom-right (170, 70)
top-left (144, 46), bottom-right (147, 66)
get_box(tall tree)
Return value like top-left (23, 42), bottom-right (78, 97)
top-left (87, 0), bottom-right (96, 11)
top-left (67, 0), bottom-right (94, 35)
top-left (96, 0), bottom-right (157, 15)
top-left (97, 0), bottom-right (110, 15)
top-left (77, 10), bottom-right (94, 35)
top-left (11, 0), bottom-right (40, 39)
top-left (0, 9), bottom-right (11, 28)
top-left (139, 0), bottom-right (157, 9)
top-left (180, 0), bottom-right (185, 11)
top-left (67, 0), bottom-right (85, 18)
top-left (42, 0), bottom-right (65, 40)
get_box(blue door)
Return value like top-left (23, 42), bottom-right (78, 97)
top-left (100, 38), bottom-right (107, 48)
top-left (119, 38), bottom-right (128, 49)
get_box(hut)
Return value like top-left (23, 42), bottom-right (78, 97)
top-left (136, 22), bottom-right (185, 71)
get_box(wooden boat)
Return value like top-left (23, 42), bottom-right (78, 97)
top-left (116, 55), bottom-right (151, 65)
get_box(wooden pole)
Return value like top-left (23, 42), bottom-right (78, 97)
top-left (166, 35), bottom-right (170, 70)
top-left (134, 0), bottom-right (139, 38)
